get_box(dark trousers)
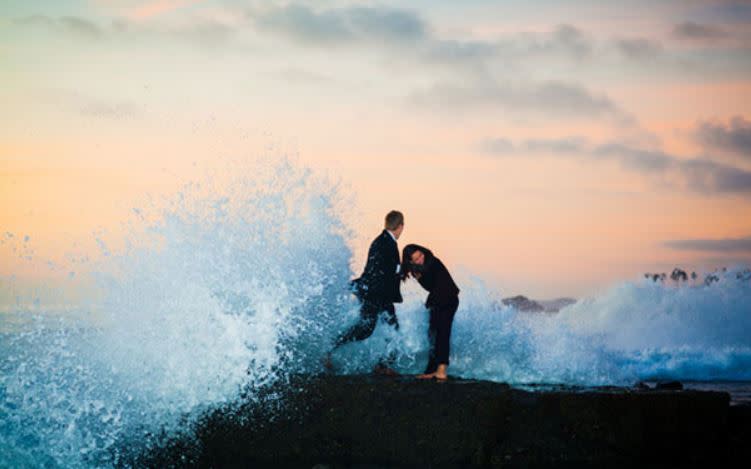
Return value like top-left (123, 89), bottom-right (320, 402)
top-left (425, 296), bottom-right (459, 374)
top-left (335, 300), bottom-right (399, 347)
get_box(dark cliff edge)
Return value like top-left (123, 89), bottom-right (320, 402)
top-left (140, 375), bottom-right (750, 468)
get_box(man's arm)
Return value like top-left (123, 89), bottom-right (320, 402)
top-left (362, 238), bottom-right (386, 294)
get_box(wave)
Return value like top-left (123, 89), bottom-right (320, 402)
top-left (1, 159), bottom-right (749, 467)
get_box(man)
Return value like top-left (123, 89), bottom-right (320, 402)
top-left (328, 210), bottom-right (404, 373)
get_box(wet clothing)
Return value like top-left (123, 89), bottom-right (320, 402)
top-left (414, 256), bottom-right (460, 373)
top-left (425, 296), bottom-right (459, 374)
top-left (359, 230), bottom-right (403, 304)
top-left (335, 302), bottom-right (398, 347)
top-left (415, 256), bottom-right (459, 309)
top-left (335, 230), bottom-right (401, 355)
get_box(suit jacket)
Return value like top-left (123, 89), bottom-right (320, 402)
top-left (416, 256), bottom-right (460, 309)
top-left (358, 230), bottom-right (403, 304)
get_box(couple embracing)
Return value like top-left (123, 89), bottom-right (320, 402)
top-left (329, 210), bottom-right (460, 380)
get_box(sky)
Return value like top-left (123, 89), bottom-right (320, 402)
top-left (2, 0), bottom-right (751, 299)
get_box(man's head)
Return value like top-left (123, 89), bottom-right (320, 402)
top-left (385, 210), bottom-right (404, 239)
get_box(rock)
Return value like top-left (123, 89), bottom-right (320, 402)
top-left (670, 268), bottom-right (688, 282)
top-left (502, 295), bottom-right (544, 312)
top-left (538, 298), bottom-right (577, 313)
top-left (501, 296), bottom-right (577, 313)
top-left (140, 375), bottom-right (738, 467)
top-left (705, 273), bottom-right (720, 285)
top-left (656, 381), bottom-right (684, 390)
top-left (644, 272), bottom-right (667, 282)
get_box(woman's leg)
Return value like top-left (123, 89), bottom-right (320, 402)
top-left (419, 298), bottom-right (458, 379)
top-left (432, 308), bottom-right (456, 379)
top-left (424, 309), bottom-right (439, 374)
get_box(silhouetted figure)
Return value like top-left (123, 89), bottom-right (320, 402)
top-left (402, 244), bottom-right (460, 381)
top-left (329, 211), bottom-right (404, 374)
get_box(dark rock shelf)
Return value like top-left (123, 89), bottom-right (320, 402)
top-left (143, 375), bottom-right (750, 468)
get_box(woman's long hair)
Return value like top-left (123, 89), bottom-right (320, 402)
top-left (401, 244), bottom-right (434, 281)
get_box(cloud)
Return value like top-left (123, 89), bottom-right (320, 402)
top-left (128, 0), bottom-right (207, 21)
top-left (250, 4), bottom-right (425, 45)
top-left (695, 3), bottom-right (751, 24)
top-left (246, 8), bottom-right (663, 71)
top-left (273, 67), bottom-right (337, 87)
top-left (14, 15), bottom-right (103, 39)
top-left (11, 12), bottom-right (234, 47)
top-left (59, 16), bottom-right (103, 38)
top-left (672, 21), bottom-right (729, 40)
top-left (481, 136), bottom-right (751, 196)
top-left (479, 136), bottom-right (587, 157)
top-left (525, 136), bottom-right (588, 154)
top-left (49, 89), bottom-right (138, 120)
top-left (615, 38), bottom-right (663, 59)
top-left (695, 116), bottom-right (751, 159)
top-left (592, 143), bottom-right (673, 171)
top-left (546, 24), bottom-right (592, 58)
top-left (411, 79), bottom-right (626, 120)
top-left (78, 98), bottom-right (137, 119)
top-left (422, 38), bottom-right (499, 64)
top-left (664, 236), bottom-right (751, 253)
top-left (479, 138), bottom-right (516, 155)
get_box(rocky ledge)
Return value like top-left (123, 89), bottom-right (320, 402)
top-left (143, 375), bottom-right (750, 468)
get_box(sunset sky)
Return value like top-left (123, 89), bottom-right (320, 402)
top-left (2, 0), bottom-right (751, 299)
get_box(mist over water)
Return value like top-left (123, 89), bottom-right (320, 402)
top-left (1, 159), bottom-right (750, 467)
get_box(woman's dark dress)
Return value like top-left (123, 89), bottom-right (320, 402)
top-left (415, 256), bottom-right (460, 374)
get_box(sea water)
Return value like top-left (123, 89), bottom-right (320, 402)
top-left (1, 160), bottom-right (749, 467)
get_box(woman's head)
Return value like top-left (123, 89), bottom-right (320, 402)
top-left (401, 244), bottom-right (433, 279)
top-left (409, 248), bottom-right (425, 265)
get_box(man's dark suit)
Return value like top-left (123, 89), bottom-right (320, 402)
top-left (336, 230), bottom-right (402, 346)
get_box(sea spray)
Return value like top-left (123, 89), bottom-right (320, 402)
top-left (2, 158), bottom-right (751, 467)
top-left (433, 266), bottom-right (751, 385)
top-left (1, 158), bottom-right (357, 467)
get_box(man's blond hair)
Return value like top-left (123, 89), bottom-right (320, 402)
top-left (384, 210), bottom-right (404, 230)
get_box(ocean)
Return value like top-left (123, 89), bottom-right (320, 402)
top-left (2, 162), bottom-right (750, 467)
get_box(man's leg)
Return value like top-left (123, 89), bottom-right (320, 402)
top-left (375, 303), bottom-right (401, 373)
top-left (334, 301), bottom-right (380, 348)
top-left (382, 303), bottom-right (399, 330)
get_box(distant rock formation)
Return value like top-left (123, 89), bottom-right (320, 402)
top-left (502, 295), bottom-right (543, 312)
top-left (705, 273), bottom-right (720, 285)
top-left (643, 266), bottom-right (751, 286)
top-left (538, 297), bottom-right (577, 312)
top-left (670, 268), bottom-right (688, 282)
top-left (501, 295), bottom-right (577, 313)
top-left (644, 267), bottom-right (699, 284)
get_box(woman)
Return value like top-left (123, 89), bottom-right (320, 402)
top-left (401, 244), bottom-right (460, 380)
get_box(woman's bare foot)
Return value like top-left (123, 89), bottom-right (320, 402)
top-left (434, 364), bottom-right (448, 380)
top-left (418, 364), bottom-right (448, 380)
